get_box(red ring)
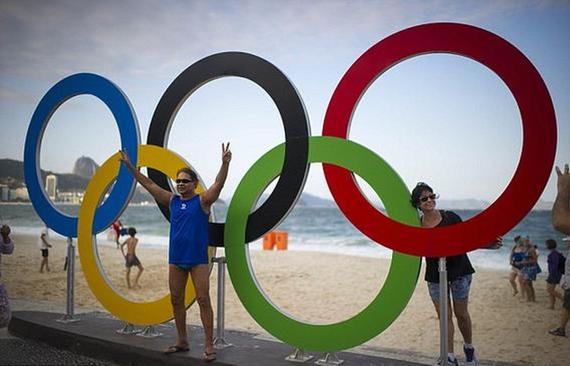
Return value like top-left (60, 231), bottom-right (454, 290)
top-left (322, 23), bottom-right (556, 257)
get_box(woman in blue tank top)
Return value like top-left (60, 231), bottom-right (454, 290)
top-left (120, 143), bottom-right (231, 362)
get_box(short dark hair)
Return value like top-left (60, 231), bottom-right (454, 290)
top-left (128, 227), bottom-right (137, 236)
top-left (545, 239), bottom-right (556, 250)
top-left (410, 182), bottom-right (433, 209)
top-left (176, 167), bottom-right (197, 182)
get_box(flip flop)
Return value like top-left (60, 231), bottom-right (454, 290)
top-left (163, 345), bottom-right (190, 354)
top-left (203, 351), bottom-right (217, 362)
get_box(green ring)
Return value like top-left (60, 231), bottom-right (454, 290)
top-left (224, 136), bottom-right (421, 351)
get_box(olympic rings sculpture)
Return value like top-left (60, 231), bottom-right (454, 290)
top-left (23, 23), bottom-right (556, 352)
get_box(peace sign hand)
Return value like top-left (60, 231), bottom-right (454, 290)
top-left (222, 142), bottom-right (232, 164)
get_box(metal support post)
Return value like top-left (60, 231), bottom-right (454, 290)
top-left (57, 237), bottom-right (79, 323)
top-left (136, 325), bottom-right (162, 338)
top-left (315, 352), bottom-right (344, 365)
top-left (212, 256), bottom-right (233, 348)
top-left (285, 348), bottom-right (313, 363)
top-left (116, 322), bottom-right (140, 335)
top-left (439, 257), bottom-right (448, 364)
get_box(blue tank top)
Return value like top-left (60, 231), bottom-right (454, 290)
top-left (512, 252), bottom-right (527, 262)
top-left (169, 195), bottom-right (209, 265)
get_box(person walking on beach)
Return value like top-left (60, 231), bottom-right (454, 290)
top-left (508, 236), bottom-right (525, 296)
top-left (119, 143), bottom-right (231, 362)
top-left (112, 220), bottom-right (123, 249)
top-left (519, 238), bottom-right (540, 302)
top-left (545, 239), bottom-right (564, 309)
top-left (38, 226), bottom-right (52, 273)
top-left (411, 182), bottom-right (501, 366)
top-left (120, 227), bottom-right (144, 289)
top-left (511, 236), bottom-right (531, 300)
top-left (550, 163), bottom-right (570, 337)
top-left (0, 224), bottom-right (14, 328)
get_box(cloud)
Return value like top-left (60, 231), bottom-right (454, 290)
top-left (0, 0), bottom-right (553, 80)
top-left (0, 83), bottom-right (37, 103)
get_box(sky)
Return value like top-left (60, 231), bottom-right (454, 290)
top-left (0, 0), bottom-right (569, 206)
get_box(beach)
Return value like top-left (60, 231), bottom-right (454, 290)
top-left (2, 233), bottom-right (568, 366)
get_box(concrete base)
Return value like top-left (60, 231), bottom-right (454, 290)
top-left (6, 311), bottom-right (422, 366)
top-left (7, 311), bottom-right (521, 366)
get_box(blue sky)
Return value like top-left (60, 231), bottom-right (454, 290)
top-left (0, 0), bottom-right (568, 205)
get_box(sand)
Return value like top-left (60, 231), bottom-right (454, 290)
top-left (1, 233), bottom-right (568, 366)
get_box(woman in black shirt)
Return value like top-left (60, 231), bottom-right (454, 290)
top-left (411, 182), bottom-right (476, 366)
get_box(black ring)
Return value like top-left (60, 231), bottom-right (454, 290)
top-left (147, 52), bottom-right (310, 246)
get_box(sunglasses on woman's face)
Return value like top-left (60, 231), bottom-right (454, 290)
top-left (175, 179), bottom-right (193, 184)
top-left (419, 193), bottom-right (438, 203)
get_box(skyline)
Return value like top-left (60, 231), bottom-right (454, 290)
top-left (1, 0), bottom-right (568, 206)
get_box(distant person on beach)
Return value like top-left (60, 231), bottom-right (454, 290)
top-left (518, 237), bottom-right (541, 302)
top-left (545, 239), bottom-right (564, 309)
top-left (111, 220), bottom-right (123, 249)
top-left (120, 227), bottom-right (144, 289)
top-left (549, 236), bottom-right (570, 337)
top-left (411, 182), bottom-right (502, 366)
top-left (508, 236), bottom-right (526, 296)
top-left (38, 226), bottom-right (52, 273)
top-left (119, 142), bottom-right (231, 362)
top-left (549, 163), bottom-right (570, 337)
top-left (0, 224), bottom-right (14, 328)
top-left (511, 236), bottom-right (531, 300)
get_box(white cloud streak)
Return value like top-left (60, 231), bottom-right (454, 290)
top-left (0, 0), bottom-right (552, 80)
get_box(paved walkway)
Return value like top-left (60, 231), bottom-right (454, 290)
top-left (3, 298), bottom-right (523, 366)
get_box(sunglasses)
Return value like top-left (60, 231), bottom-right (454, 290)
top-left (419, 193), bottom-right (438, 203)
top-left (175, 179), bottom-right (193, 184)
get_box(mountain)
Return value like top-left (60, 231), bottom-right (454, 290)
top-left (533, 199), bottom-right (554, 211)
top-left (242, 192), bottom-right (335, 209)
top-left (295, 192), bottom-right (336, 207)
top-left (73, 156), bottom-right (99, 178)
top-left (0, 158), bottom-right (89, 190)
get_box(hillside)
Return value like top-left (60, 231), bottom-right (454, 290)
top-left (0, 159), bottom-right (89, 190)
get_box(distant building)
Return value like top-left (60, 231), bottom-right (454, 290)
top-left (9, 187), bottom-right (29, 201)
top-left (46, 174), bottom-right (57, 201)
top-left (58, 191), bottom-right (83, 204)
top-left (0, 184), bottom-right (8, 201)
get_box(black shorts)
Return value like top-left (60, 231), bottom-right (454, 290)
top-left (125, 254), bottom-right (141, 268)
top-left (546, 274), bottom-right (562, 285)
top-left (41, 249), bottom-right (49, 258)
top-left (564, 288), bottom-right (570, 310)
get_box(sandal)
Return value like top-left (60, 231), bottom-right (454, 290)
top-left (548, 327), bottom-right (566, 337)
top-left (163, 345), bottom-right (190, 354)
top-left (203, 350), bottom-right (217, 362)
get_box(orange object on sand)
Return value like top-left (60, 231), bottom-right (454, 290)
top-left (275, 231), bottom-right (288, 250)
top-left (262, 232), bottom-right (276, 250)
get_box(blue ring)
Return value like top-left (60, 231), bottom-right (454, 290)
top-left (24, 73), bottom-right (139, 237)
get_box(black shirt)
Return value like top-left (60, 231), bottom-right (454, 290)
top-left (424, 210), bottom-right (475, 283)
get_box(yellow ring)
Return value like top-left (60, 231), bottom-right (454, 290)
top-left (78, 144), bottom-right (215, 325)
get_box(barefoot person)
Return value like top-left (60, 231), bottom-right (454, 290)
top-left (545, 239), bottom-right (564, 309)
top-left (119, 143), bottom-right (231, 362)
top-left (411, 182), bottom-right (501, 366)
top-left (550, 163), bottom-right (570, 337)
top-left (38, 226), bottom-right (52, 273)
top-left (508, 236), bottom-right (525, 297)
top-left (112, 220), bottom-right (123, 249)
top-left (0, 224), bottom-right (14, 328)
top-left (120, 227), bottom-right (143, 289)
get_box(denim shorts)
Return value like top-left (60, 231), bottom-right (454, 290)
top-left (428, 274), bottom-right (472, 302)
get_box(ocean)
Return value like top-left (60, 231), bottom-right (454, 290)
top-left (0, 202), bottom-right (566, 271)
